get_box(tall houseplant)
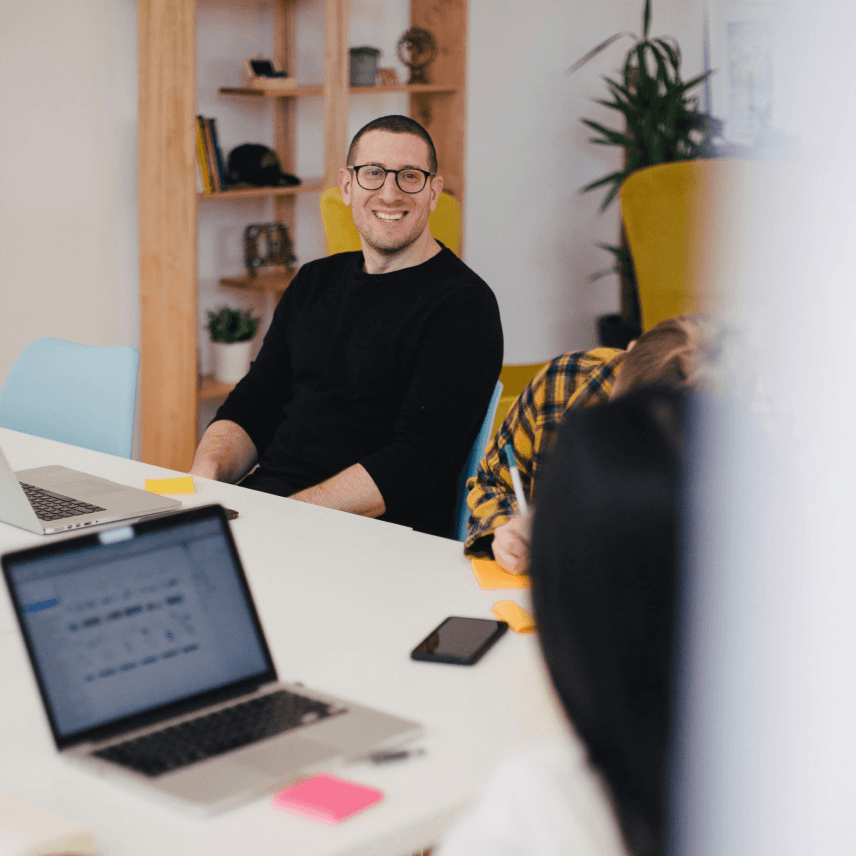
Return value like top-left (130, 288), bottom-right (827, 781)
top-left (571, 0), bottom-right (718, 344)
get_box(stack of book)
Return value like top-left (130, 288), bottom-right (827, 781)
top-left (196, 115), bottom-right (226, 194)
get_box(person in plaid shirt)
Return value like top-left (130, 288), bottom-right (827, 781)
top-left (465, 315), bottom-right (720, 571)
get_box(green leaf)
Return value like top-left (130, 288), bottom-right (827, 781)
top-left (679, 70), bottom-right (713, 93)
top-left (642, 0), bottom-right (651, 39)
top-left (654, 38), bottom-right (679, 71)
top-left (581, 119), bottom-right (636, 148)
top-left (588, 267), bottom-right (620, 283)
top-left (599, 180), bottom-right (624, 211)
top-left (581, 169), bottom-right (628, 194)
top-left (604, 76), bottom-right (635, 103)
top-left (568, 32), bottom-right (634, 74)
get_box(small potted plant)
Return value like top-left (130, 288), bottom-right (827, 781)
top-left (207, 306), bottom-right (260, 384)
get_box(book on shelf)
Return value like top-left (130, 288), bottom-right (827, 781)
top-left (195, 116), bottom-right (212, 193)
top-left (208, 118), bottom-right (227, 191)
top-left (195, 115), bottom-right (226, 194)
top-left (202, 117), bottom-right (220, 192)
top-left (196, 116), bottom-right (214, 193)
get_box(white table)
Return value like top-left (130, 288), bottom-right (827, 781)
top-left (0, 431), bottom-right (566, 856)
top-left (0, 427), bottom-right (408, 637)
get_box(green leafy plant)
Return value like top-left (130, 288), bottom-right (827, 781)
top-left (206, 306), bottom-right (260, 344)
top-left (571, 0), bottom-right (719, 331)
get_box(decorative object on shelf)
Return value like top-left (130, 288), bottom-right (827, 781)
top-left (568, 0), bottom-right (720, 345)
top-left (243, 223), bottom-right (297, 277)
top-left (397, 28), bottom-right (436, 84)
top-left (350, 46), bottom-right (381, 86)
top-left (207, 306), bottom-right (261, 385)
top-left (244, 57), bottom-right (296, 90)
top-left (226, 144), bottom-right (301, 188)
top-left (376, 67), bottom-right (399, 86)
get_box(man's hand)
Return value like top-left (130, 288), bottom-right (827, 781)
top-left (492, 513), bottom-right (531, 575)
top-left (189, 420), bottom-right (258, 483)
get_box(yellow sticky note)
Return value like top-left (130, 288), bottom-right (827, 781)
top-left (145, 476), bottom-right (195, 495)
top-left (471, 557), bottom-right (530, 590)
top-left (492, 600), bottom-right (536, 633)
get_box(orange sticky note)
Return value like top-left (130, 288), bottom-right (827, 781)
top-left (470, 557), bottom-right (529, 590)
top-left (492, 600), bottom-right (536, 633)
top-left (145, 476), bottom-right (195, 495)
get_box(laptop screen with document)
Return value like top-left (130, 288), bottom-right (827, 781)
top-left (3, 507), bottom-right (275, 745)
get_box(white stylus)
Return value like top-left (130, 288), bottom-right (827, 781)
top-left (503, 446), bottom-right (529, 515)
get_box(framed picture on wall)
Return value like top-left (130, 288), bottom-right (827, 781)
top-left (705, 0), bottom-right (789, 149)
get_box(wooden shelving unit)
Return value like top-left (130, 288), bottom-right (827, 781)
top-left (197, 180), bottom-right (325, 201)
top-left (219, 271), bottom-right (296, 294)
top-left (138, 0), bottom-right (468, 471)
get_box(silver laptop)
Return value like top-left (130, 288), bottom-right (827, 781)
top-left (0, 443), bottom-right (181, 535)
top-left (2, 505), bottom-right (421, 814)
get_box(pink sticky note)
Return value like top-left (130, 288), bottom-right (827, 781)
top-left (272, 774), bottom-right (384, 823)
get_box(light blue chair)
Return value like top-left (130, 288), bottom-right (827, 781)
top-left (452, 380), bottom-right (503, 541)
top-left (0, 338), bottom-right (140, 458)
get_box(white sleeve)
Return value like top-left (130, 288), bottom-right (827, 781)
top-left (434, 741), bottom-right (628, 856)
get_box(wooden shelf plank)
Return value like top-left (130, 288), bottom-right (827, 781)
top-left (219, 84), bottom-right (458, 98)
top-left (351, 84), bottom-right (458, 94)
top-left (219, 270), bottom-right (296, 293)
top-left (198, 375), bottom-right (236, 401)
top-left (219, 85), bottom-right (324, 97)
top-left (198, 180), bottom-right (324, 200)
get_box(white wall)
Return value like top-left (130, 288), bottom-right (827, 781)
top-left (0, 0), bottom-right (139, 382)
top-left (0, 0), bottom-right (705, 409)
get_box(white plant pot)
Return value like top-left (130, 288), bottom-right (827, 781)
top-left (211, 340), bottom-right (253, 384)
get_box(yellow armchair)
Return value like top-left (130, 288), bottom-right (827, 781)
top-left (320, 186), bottom-right (462, 256)
top-left (620, 159), bottom-right (748, 331)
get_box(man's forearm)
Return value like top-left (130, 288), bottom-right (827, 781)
top-left (290, 463), bottom-right (386, 518)
top-left (189, 420), bottom-right (259, 483)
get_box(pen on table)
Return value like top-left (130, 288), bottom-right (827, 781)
top-left (368, 748), bottom-right (426, 764)
top-left (503, 446), bottom-right (529, 515)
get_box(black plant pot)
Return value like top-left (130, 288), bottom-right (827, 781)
top-left (597, 313), bottom-right (641, 350)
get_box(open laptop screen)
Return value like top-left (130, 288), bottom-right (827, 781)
top-left (3, 507), bottom-right (273, 743)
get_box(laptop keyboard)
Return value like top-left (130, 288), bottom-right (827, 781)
top-left (19, 482), bottom-right (106, 521)
top-left (94, 689), bottom-right (343, 777)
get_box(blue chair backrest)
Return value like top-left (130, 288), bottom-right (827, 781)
top-left (452, 380), bottom-right (503, 541)
top-left (0, 338), bottom-right (140, 458)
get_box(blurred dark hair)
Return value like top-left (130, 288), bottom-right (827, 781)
top-left (346, 114), bottom-right (438, 174)
top-left (529, 387), bottom-right (685, 856)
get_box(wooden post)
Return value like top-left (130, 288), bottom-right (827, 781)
top-left (324, 0), bottom-right (349, 188)
top-left (138, 0), bottom-right (198, 470)
top-left (410, 0), bottom-right (467, 206)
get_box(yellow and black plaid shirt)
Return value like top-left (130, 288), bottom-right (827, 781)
top-left (464, 347), bottom-right (625, 558)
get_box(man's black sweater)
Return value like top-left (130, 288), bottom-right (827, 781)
top-left (214, 246), bottom-right (503, 536)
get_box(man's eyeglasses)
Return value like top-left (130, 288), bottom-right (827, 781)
top-left (350, 164), bottom-right (434, 193)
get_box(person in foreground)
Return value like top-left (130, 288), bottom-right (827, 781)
top-left (465, 313), bottom-right (718, 570)
top-left (190, 115), bottom-right (503, 536)
top-left (436, 387), bottom-right (685, 856)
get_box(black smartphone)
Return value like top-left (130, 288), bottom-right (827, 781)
top-left (410, 616), bottom-right (508, 666)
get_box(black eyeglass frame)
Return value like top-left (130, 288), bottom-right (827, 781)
top-left (349, 164), bottom-right (435, 194)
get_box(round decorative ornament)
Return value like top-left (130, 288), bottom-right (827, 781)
top-left (397, 28), bottom-right (437, 85)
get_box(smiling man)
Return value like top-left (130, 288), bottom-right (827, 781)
top-left (190, 115), bottom-right (503, 537)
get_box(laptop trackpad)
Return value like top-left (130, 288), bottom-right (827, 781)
top-left (237, 735), bottom-right (337, 776)
top-left (54, 479), bottom-right (125, 497)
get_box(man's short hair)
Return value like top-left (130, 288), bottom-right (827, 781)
top-left (615, 314), bottom-right (723, 396)
top-left (346, 115), bottom-right (438, 175)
